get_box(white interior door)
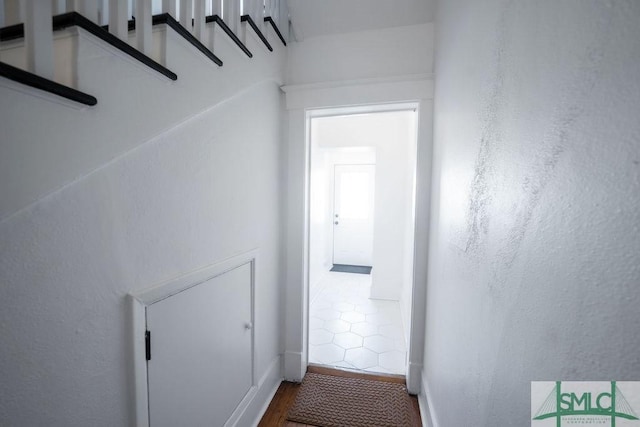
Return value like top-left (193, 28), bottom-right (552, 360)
top-left (333, 164), bottom-right (375, 266)
top-left (146, 263), bottom-right (253, 427)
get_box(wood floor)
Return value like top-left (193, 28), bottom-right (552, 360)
top-left (257, 365), bottom-right (421, 427)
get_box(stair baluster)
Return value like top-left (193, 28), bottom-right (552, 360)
top-left (211, 0), bottom-right (222, 18)
top-left (25, 0), bottom-right (53, 79)
top-left (247, 0), bottom-right (263, 33)
top-left (224, 0), bottom-right (239, 34)
top-left (163, 0), bottom-right (177, 17)
top-left (194, 0), bottom-right (206, 40)
top-left (2, 0), bottom-right (24, 27)
top-left (179, 0), bottom-right (193, 33)
top-left (136, 0), bottom-right (152, 54)
top-left (109, 0), bottom-right (129, 40)
top-left (0, 0), bottom-right (288, 106)
top-left (68, 1), bottom-right (100, 24)
top-left (264, 0), bottom-right (272, 23)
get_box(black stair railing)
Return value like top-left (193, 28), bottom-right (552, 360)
top-left (206, 15), bottom-right (253, 58)
top-left (56, 12), bottom-right (178, 80)
top-left (0, 12), bottom-right (177, 81)
top-left (240, 14), bottom-right (273, 52)
top-left (264, 16), bottom-right (287, 46)
top-left (0, 2), bottom-right (289, 106)
top-left (0, 61), bottom-right (97, 106)
top-left (152, 13), bottom-right (223, 67)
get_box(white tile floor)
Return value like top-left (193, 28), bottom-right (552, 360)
top-left (309, 271), bottom-right (407, 375)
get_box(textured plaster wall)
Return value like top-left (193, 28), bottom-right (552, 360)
top-left (0, 82), bottom-right (285, 426)
top-left (425, 1), bottom-right (640, 426)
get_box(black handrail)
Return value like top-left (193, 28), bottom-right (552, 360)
top-left (0, 22), bottom-right (24, 41)
top-left (53, 12), bottom-right (178, 80)
top-left (153, 13), bottom-right (223, 66)
top-left (205, 15), bottom-right (252, 58)
top-left (240, 15), bottom-right (273, 52)
top-left (99, 20), bottom-right (135, 32)
top-left (0, 61), bottom-right (97, 106)
top-left (264, 17), bottom-right (286, 46)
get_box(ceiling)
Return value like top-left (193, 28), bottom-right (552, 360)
top-left (286, 0), bottom-right (435, 41)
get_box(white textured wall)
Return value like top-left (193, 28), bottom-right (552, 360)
top-left (424, 1), bottom-right (640, 426)
top-left (286, 23), bottom-right (434, 85)
top-left (0, 81), bottom-right (285, 426)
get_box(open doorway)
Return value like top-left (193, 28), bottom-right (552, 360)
top-left (307, 109), bottom-right (418, 376)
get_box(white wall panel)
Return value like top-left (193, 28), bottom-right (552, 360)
top-left (146, 263), bottom-right (253, 427)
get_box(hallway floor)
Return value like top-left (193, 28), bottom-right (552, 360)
top-left (258, 366), bottom-right (421, 426)
top-left (309, 271), bottom-right (407, 375)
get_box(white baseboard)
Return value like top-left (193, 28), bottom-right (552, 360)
top-left (418, 371), bottom-right (439, 427)
top-left (284, 350), bottom-right (305, 382)
top-left (229, 355), bottom-right (282, 427)
top-left (418, 390), bottom-right (430, 427)
top-left (406, 361), bottom-right (422, 395)
top-left (250, 376), bottom-right (282, 427)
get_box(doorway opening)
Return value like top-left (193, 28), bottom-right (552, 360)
top-left (307, 108), bottom-right (418, 376)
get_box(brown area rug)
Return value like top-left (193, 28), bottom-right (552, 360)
top-left (287, 373), bottom-right (421, 427)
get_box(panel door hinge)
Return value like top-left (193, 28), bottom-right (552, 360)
top-left (145, 330), bottom-right (151, 361)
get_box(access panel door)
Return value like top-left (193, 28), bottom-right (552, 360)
top-left (333, 164), bottom-right (375, 266)
top-left (146, 263), bottom-right (253, 427)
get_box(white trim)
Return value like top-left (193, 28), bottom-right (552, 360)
top-left (418, 390), bottom-right (430, 427)
top-left (246, 357), bottom-right (283, 427)
top-left (131, 250), bottom-right (259, 305)
top-left (232, 356), bottom-right (282, 427)
top-left (406, 361), bottom-right (423, 395)
top-left (130, 249), bottom-right (260, 427)
top-left (281, 73), bottom-right (434, 93)
top-left (305, 102), bottom-right (419, 119)
top-left (283, 76), bottom-right (433, 390)
top-left (129, 295), bottom-right (149, 427)
top-left (282, 75), bottom-right (434, 111)
top-left (407, 97), bottom-right (433, 393)
top-left (418, 371), bottom-right (439, 427)
top-left (284, 350), bottom-right (305, 382)
top-left (282, 107), bottom-right (310, 383)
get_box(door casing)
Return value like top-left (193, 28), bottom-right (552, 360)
top-left (282, 78), bottom-right (434, 395)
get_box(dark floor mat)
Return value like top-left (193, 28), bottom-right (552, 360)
top-left (330, 264), bottom-right (372, 274)
top-left (287, 372), bottom-right (420, 426)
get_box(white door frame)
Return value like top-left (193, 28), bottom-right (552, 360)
top-left (281, 77), bottom-right (434, 394)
